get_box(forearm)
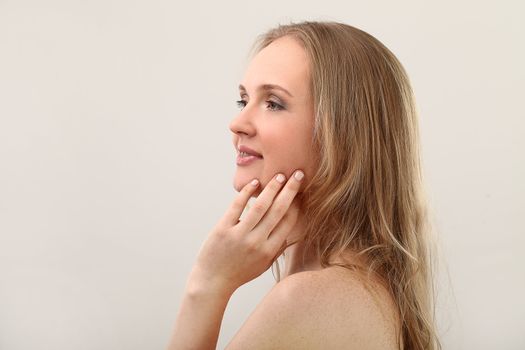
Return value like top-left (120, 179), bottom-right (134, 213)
top-left (167, 270), bottom-right (235, 350)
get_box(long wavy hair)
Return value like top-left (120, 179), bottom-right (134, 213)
top-left (246, 21), bottom-right (440, 350)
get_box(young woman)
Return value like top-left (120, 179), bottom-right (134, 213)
top-left (168, 21), bottom-right (440, 350)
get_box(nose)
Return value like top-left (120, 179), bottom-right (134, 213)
top-left (229, 106), bottom-right (257, 137)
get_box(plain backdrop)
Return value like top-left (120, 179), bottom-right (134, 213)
top-left (0, 0), bottom-right (523, 349)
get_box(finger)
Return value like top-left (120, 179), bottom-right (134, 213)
top-left (266, 199), bottom-right (300, 254)
top-left (221, 179), bottom-right (260, 227)
top-left (252, 170), bottom-right (304, 240)
top-left (236, 172), bottom-right (287, 233)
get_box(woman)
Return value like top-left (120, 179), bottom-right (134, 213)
top-left (168, 21), bottom-right (440, 350)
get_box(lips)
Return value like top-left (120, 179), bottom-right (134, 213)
top-left (238, 145), bottom-right (263, 158)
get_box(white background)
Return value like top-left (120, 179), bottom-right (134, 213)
top-left (0, 0), bottom-right (523, 349)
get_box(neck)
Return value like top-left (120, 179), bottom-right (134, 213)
top-left (280, 214), bottom-right (323, 279)
top-left (278, 207), bottom-right (367, 280)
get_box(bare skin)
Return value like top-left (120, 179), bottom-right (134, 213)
top-left (229, 35), bottom-right (319, 280)
top-left (167, 171), bottom-right (306, 350)
top-left (225, 266), bottom-right (400, 350)
top-left (167, 35), bottom-right (400, 349)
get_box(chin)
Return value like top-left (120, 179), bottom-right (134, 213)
top-left (232, 175), bottom-right (263, 195)
top-left (232, 180), bottom-right (242, 193)
top-left (232, 176), bottom-right (248, 192)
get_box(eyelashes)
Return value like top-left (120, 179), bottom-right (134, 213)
top-left (235, 99), bottom-right (285, 112)
top-left (235, 100), bottom-right (246, 109)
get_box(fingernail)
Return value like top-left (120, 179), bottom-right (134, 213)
top-left (276, 173), bottom-right (286, 183)
top-left (251, 179), bottom-right (259, 186)
top-left (294, 171), bottom-right (304, 181)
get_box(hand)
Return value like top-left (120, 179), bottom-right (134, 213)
top-left (188, 170), bottom-right (305, 295)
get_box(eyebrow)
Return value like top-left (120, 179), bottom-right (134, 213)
top-left (238, 83), bottom-right (294, 98)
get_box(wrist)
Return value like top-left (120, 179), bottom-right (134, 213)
top-left (186, 267), bottom-right (237, 299)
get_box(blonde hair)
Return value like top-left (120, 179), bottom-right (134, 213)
top-left (248, 21), bottom-right (440, 350)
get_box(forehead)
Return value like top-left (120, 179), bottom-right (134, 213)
top-left (241, 36), bottom-right (310, 96)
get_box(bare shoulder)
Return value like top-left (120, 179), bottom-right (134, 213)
top-left (225, 267), bottom-right (400, 350)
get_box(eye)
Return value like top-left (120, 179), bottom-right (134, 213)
top-left (235, 98), bottom-right (285, 112)
top-left (236, 99), bottom-right (247, 110)
top-left (266, 100), bottom-right (284, 111)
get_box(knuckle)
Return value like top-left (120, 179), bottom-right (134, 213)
top-left (243, 237), bottom-right (259, 252)
top-left (232, 197), bottom-right (245, 211)
top-left (273, 202), bottom-right (288, 216)
top-left (286, 179), bottom-right (300, 192)
top-left (276, 215), bottom-right (293, 231)
top-left (263, 247), bottom-right (275, 260)
top-left (287, 204), bottom-right (299, 218)
top-left (212, 222), bottom-right (225, 234)
top-left (220, 226), bottom-right (234, 236)
top-left (251, 202), bottom-right (267, 215)
top-left (214, 229), bottom-right (229, 241)
top-left (287, 209), bottom-right (299, 223)
top-left (279, 212), bottom-right (290, 223)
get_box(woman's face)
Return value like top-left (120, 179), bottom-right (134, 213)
top-left (229, 35), bottom-right (316, 195)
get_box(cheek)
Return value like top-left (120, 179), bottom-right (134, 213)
top-left (262, 129), bottom-right (314, 177)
